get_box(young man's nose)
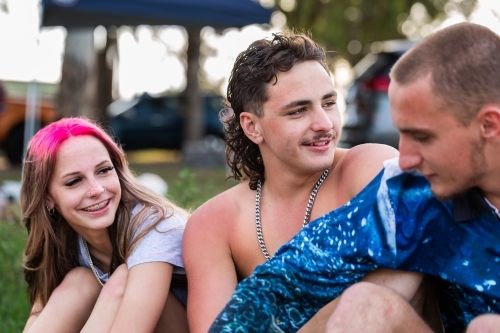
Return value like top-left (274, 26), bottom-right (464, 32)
top-left (398, 138), bottom-right (422, 171)
top-left (311, 108), bottom-right (333, 132)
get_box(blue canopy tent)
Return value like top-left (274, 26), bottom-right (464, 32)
top-left (41, 0), bottom-right (272, 29)
top-left (36, 0), bottom-right (272, 164)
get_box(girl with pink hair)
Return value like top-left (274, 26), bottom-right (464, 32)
top-left (21, 117), bottom-right (189, 333)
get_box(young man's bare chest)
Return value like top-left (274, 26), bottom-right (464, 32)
top-left (227, 176), bottom-right (350, 280)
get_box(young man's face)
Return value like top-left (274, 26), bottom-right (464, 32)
top-left (389, 74), bottom-right (486, 200)
top-left (255, 60), bottom-right (340, 174)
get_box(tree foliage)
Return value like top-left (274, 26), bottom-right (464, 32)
top-left (277, 0), bottom-right (477, 65)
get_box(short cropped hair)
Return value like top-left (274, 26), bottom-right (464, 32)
top-left (224, 32), bottom-right (327, 190)
top-left (391, 22), bottom-right (500, 124)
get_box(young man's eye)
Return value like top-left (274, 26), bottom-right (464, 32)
top-left (413, 134), bottom-right (430, 143)
top-left (324, 101), bottom-right (336, 108)
top-left (289, 108), bottom-right (306, 116)
top-left (65, 178), bottom-right (81, 187)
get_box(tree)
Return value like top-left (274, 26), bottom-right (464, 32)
top-left (277, 0), bottom-right (477, 65)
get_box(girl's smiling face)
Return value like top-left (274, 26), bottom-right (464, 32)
top-left (46, 135), bottom-right (121, 237)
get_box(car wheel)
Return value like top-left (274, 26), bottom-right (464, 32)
top-left (4, 123), bottom-right (24, 165)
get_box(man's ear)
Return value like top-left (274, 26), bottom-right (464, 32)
top-left (240, 111), bottom-right (263, 144)
top-left (478, 105), bottom-right (500, 142)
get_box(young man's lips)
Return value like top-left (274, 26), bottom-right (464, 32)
top-left (304, 139), bottom-right (331, 147)
top-left (423, 174), bottom-right (436, 181)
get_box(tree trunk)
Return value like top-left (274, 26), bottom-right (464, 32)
top-left (184, 27), bottom-right (202, 142)
top-left (57, 28), bottom-right (98, 119)
top-left (96, 27), bottom-right (117, 122)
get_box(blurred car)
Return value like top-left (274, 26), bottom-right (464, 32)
top-left (339, 40), bottom-right (417, 149)
top-left (107, 93), bottom-right (224, 150)
top-left (0, 81), bottom-right (57, 165)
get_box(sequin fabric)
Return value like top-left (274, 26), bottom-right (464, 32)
top-left (210, 158), bottom-right (500, 333)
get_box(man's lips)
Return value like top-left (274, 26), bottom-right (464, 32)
top-left (304, 140), bottom-right (330, 146)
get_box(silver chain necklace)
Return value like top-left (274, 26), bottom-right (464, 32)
top-left (255, 169), bottom-right (330, 261)
top-left (83, 239), bottom-right (105, 287)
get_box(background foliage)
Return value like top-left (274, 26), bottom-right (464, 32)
top-left (276, 0), bottom-right (477, 65)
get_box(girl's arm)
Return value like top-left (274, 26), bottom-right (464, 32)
top-left (111, 262), bottom-right (174, 333)
top-left (82, 262), bottom-right (174, 333)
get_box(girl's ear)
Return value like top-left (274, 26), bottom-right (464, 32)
top-left (240, 112), bottom-right (263, 144)
top-left (46, 193), bottom-right (55, 210)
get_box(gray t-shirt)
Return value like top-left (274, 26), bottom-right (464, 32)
top-left (77, 205), bottom-right (186, 282)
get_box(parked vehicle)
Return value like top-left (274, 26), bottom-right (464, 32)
top-left (107, 93), bottom-right (224, 151)
top-left (0, 82), bottom-right (57, 165)
top-left (340, 40), bottom-right (417, 149)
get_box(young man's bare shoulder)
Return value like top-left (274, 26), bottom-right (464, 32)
top-left (186, 182), bottom-right (252, 232)
top-left (335, 143), bottom-right (399, 196)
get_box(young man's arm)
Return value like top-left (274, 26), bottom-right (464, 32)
top-left (183, 195), bottom-right (239, 333)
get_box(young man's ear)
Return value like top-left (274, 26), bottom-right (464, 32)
top-left (478, 104), bottom-right (500, 142)
top-left (240, 111), bottom-right (263, 144)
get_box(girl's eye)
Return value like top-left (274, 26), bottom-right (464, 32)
top-left (99, 166), bottom-right (115, 174)
top-left (65, 178), bottom-right (81, 187)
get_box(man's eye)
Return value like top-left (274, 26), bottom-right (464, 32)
top-left (289, 108), bottom-right (306, 116)
top-left (413, 135), bottom-right (430, 142)
top-left (324, 101), bottom-right (336, 108)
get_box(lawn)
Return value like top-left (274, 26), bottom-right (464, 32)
top-left (0, 161), bottom-right (237, 332)
top-left (0, 222), bottom-right (29, 333)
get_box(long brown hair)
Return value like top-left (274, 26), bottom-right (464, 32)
top-left (21, 117), bottom-right (187, 307)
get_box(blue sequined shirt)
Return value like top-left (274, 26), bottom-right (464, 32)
top-left (210, 158), bottom-right (500, 333)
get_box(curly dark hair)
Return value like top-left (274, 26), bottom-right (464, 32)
top-left (223, 31), bottom-right (327, 190)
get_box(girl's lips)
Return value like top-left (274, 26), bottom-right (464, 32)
top-left (82, 199), bottom-right (110, 212)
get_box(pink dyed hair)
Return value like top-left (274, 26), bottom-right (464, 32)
top-left (28, 117), bottom-right (120, 162)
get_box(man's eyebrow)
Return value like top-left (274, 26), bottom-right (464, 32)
top-left (280, 91), bottom-right (337, 111)
top-left (398, 128), bottom-right (433, 136)
top-left (323, 91), bottom-right (337, 99)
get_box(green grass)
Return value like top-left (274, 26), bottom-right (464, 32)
top-left (0, 223), bottom-right (29, 333)
top-left (0, 161), bottom-right (238, 331)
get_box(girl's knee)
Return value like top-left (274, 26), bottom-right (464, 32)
top-left (100, 264), bottom-right (128, 300)
top-left (53, 267), bottom-right (101, 300)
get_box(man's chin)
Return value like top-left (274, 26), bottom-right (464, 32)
top-left (430, 185), bottom-right (466, 202)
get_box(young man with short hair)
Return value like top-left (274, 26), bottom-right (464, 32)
top-left (326, 22), bottom-right (500, 333)
top-left (182, 32), bottom-right (424, 333)
top-left (209, 23), bottom-right (500, 333)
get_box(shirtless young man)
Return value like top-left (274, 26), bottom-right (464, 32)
top-left (182, 32), bottom-right (425, 333)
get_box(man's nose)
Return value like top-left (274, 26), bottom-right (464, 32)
top-left (311, 107), bottom-right (333, 132)
top-left (398, 138), bottom-right (421, 172)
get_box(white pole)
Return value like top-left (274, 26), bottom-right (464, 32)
top-left (23, 1), bottom-right (43, 161)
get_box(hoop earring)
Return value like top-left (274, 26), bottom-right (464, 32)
top-left (46, 205), bottom-right (54, 216)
